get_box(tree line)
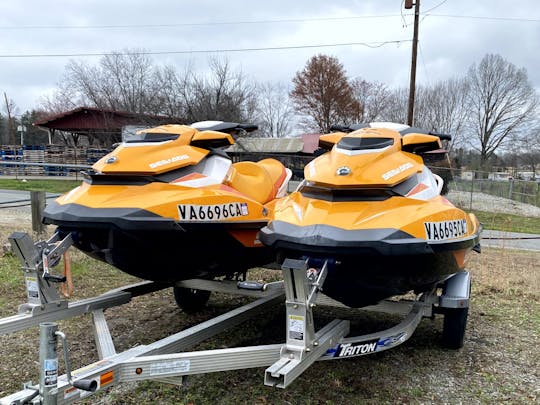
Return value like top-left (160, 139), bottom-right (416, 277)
top-left (1, 50), bottom-right (539, 171)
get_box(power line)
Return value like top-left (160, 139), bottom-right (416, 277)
top-left (422, 0), bottom-right (449, 14)
top-left (0, 40), bottom-right (412, 59)
top-left (1, 12), bottom-right (537, 31)
top-left (0, 14), bottom-right (408, 30)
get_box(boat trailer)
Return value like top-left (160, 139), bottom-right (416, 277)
top-left (1, 231), bottom-right (471, 404)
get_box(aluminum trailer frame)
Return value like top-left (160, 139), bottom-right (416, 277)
top-left (0, 232), bottom-right (470, 405)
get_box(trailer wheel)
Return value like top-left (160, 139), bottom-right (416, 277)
top-left (173, 286), bottom-right (211, 313)
top-left (441, 306), bottom-right (468, 349)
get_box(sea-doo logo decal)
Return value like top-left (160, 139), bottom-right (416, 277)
top-left (149, 154), bottom-right (189, 169)
top-left (382, 162), bottom-right (414, 180)
top-left (332, 339), bottom-right (379, 357)
top-left (424, 219), bottom-right (467, 241)
top-left (178, 203), bottom-right (249, 221)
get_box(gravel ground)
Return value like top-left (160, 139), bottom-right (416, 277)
top-left (447, 191), bottom-right (540, 218)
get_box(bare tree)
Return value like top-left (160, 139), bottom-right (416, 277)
top-left (255, 82), bottom-right (295, 137)
top-left (380, 87), bottom-right (408, 125)
top-left (186, 58), bottom-right (258, 124)
top-left (3, 92), bottom-right (18, 144)
top-left (515, 124), bottom-right (540, 179)
top-left (42, 52), bottom-right (261, 130)
top-left (465, 54), bottom-right (538, 167)
top-left (44, 50), bottom-right (164, 115)
top-left (413, 77), bottom-right (470, 150)
top-left (291, 54), bottom-right (361, 133)
top-left (153, 64), bottom-right (192, 119)
top-left (350, 78), bottom-right (392, 122)
top-left (40, 84), bottom-right (79, 114)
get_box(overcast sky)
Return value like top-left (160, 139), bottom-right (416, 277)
top-left (1, 0), bottom-right (539, 115)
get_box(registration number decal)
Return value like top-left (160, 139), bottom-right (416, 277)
top-left (424, 219), bottom-right (467, 241)
top-left (178, 203), bottom-right (249, 221)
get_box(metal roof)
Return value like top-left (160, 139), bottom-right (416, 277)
top-left (33, 107), bottom-right (181, 131)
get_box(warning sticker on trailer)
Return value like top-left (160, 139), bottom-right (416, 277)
top-left (178, 202), bottom-right (249, 222)
top-left (150, 360), bottom-right (191, 376)
top-left (25, 276), bottom-right (39, 299)
top-left (44, 358), bottom-right (58, 387)
top-left (424, 219), bottom-right (467, 241)
top-left (288, 315), bottom-right (305, 340)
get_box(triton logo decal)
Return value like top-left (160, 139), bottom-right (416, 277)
top-left (332, 340), bottom-right (379, 357)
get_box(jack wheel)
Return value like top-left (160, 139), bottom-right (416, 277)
top-left (173, 286), bottom-right (211, 313)
top-left (441, 306), bottom-right (469, 349)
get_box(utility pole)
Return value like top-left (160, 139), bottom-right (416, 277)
top-left (406, 0), bottom-right (420, 126)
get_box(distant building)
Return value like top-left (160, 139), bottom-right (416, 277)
top-left (488, 172), bottom-right (513, 181)
top-left (34, 107), bottom-right (181, 148)
top-left (461, 171), bottom-right (474, 181)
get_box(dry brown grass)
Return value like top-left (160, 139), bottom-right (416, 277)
top-left (0, 218), bottom-right (538, 403)
top-left (468, 247), bottom-right (539, 299)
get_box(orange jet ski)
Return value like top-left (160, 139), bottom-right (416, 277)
top-left (259, 123), bottom-right (481, 308)
top-left (43, 121), bottom-right (291, 283)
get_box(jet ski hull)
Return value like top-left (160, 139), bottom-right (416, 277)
top-left (260, 220), bottom-right (480, 307)
top-left (44, 201), bottom-right (273, 282)
top-left (41, 122), bottom-right (292, 285)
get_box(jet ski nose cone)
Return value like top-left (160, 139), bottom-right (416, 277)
top-left (336, 166), bottom-right (351, 176)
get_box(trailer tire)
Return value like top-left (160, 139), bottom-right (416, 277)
top-left (173, 286), bottom-right (211, 313)
top-left (442, 306), bottom-right (468, 349)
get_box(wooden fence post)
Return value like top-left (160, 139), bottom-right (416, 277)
top-left (30, 191), bottom-right (46, 234)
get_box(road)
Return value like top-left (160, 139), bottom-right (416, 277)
top-left (481, 230), bottom-right (540, 252)
top-left (0, 189), bottom-right (59, 211)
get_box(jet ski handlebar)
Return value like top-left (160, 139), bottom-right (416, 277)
top-left (431, 132), bottom-right (451, 141)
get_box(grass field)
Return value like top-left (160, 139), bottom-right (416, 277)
top-left (0, 218), bottom-right (538, 403)
top-left (472, 210), bottom-right (540, 234)
top-left (0, 178), bottom-right (81, 193)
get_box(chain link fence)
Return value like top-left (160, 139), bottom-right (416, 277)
top-left (432, 166), bottom-right (540, 209)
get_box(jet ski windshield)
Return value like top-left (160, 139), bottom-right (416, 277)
top-left (124, 132), bottom-right (180, 143)
top-left (337, 137), bottom-right (394, 151)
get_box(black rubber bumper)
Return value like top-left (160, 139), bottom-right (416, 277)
top-left (259, 220), bottom-right (479, 256)
top-left (43, 201), bottom-right (178, 231)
